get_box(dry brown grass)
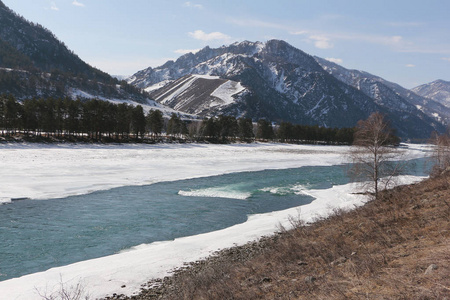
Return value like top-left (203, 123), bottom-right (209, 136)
top-left (111, 173), bottom-right (450, 300)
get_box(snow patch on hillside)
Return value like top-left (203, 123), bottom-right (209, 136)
top-left (144, 80), bottom-right (170, 93)
top-left (70, 89), bottom-right (195, 118)
top-left (71, 89), bottom-right (96, 99)
top-left (154, 75), bottom-right (245, 109)
top-left (194, 74), bottom-right (221, 80)
top-left (158, 76), bottom-right (198, 104)
top-left (211, 80), bottom-right (245, 105)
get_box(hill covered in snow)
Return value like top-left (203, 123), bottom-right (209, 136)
top-left (129, 40), bottom-right (445, 140)
top-left (412, 79), bottom-right (450, 108)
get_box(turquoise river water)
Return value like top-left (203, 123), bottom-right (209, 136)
top-left (0, 158), bottom-right (430, 281)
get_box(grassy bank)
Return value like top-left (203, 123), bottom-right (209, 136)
top-left (108, 173), bottom-right (450, 300)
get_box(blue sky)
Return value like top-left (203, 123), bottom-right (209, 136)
top-left (3, 0), bottom-right (450, 88)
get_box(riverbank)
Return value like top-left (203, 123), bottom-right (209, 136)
top-left (0, 143), bottom-right (433, 299)
top-left (0, 142), bottom-right (431, 204)
top-left (0, 142), bottom-right (354, 204)
top-left (112, 172), bottom-right (450, 300)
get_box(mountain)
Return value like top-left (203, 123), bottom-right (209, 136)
top-left (147, 74), bottom-right (247, 115)
top-left (315, 57), bottom-right (450, 126)
top-left (130, 40), bottom-right (376, 129)
top-left (129, 40), bottom-right (444, 139)
top-left (0, 1), bottom-right (148, 102)
top-left (412, 80), bottom-right (450, 108)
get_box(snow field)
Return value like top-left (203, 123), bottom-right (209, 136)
top-left (0, 143), bottom-right (358, 203)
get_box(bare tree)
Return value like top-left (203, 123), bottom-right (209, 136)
top-left (430, 131), bottom-right (450, 174)
top-left (348, 112), bottom-right (403, 199)
top-left (35, 275), bottom-right (90, 300)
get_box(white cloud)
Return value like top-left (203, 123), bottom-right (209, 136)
top-left (390, 36), bottom-right (403, 44)
top-left (397, 45), bottom-right (450, 55)
top-left (405, 64), bottom-right (416, 68)
top-left (386, 21), bottom-right (424, 27)
top-left (50, 2), bottom-right (59, 11)
top-left (231, 16), bottom-right (446, 55)
top-left (290, 30), bottom-right (308, 36)
top-left (309, 35), bottom-right (333, 49)
top-left (72, 0), bottom-right (85, 7)
top-left (188, 30), bottom-right (231, 42)
top-left (174, 49), bottom-right (201, 55)
top-left (325, 58), bottom-right (343, 64)
top-left (442, 57), bottom-right (450, 62)
top-left (184, 2), bottom-right (203, 9)
top-left (332, 33), bottom-right (404, 47)
top-left (227, 16), bottom-right (405, 51)
top-left (321, 33), bottom-right (450, 55)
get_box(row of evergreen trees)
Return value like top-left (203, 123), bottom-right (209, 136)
top-left (186, 117), bottom-right (354, 144)
top-left (0, 95), bottom-right (355, 144)
top-left (0, 95), bottom-right (148, 139)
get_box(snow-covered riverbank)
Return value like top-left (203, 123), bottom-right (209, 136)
top-left (1, 143), bottom-right (351, 204)
top-left (0, 143), bottom-right (432, 299)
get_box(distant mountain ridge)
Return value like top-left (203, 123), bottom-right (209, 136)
top-left (128, 42), bottom-right (266, 90)
top-left (131, 40), bottom-right (376, 129)
top-left (129, 40), bottom-right (445, 139)
top-left (0, 0), bottom-right (148, 102)
top-left (412, 80), bottom-right (450, 108)
top-left (315, 57), bottom-right (450, 125)
top-left (1, 0), bottom-right (447, 140)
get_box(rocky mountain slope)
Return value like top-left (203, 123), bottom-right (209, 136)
top-left (315, 57), bottom-right (450, 125)
top-left (148, 74), bottom-right (246, 115)
top-left (129, 40), bottom-right (444, 139)
top-left (412, 80), bottom-right (450, 108)
top-left (0, 1), bottom-right (148, 102)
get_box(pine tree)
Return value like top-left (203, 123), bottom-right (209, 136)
top-left (238, 118), bottom-right (254, 141)
top-left (201, 117), bottom-right (218, 139)
top-left (131, 105), bottom-right (146, 139)
top-left (65, 98), bottom-right (81, 136)
top-left (167, 113), bottom-right (184, 136)
top-left (115, 103), bottom-right (131, 139)
top-left (277, 122), bottom-right (294, 142)
top-left (147, 109), bottom-right (164, 136)
top-left (256, 119), bottom-right (274, 140)
top-left (217, 115), bottom-right (238, 142)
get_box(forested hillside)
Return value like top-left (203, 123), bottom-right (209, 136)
top-left (0, 0), bottom-right (149, 102)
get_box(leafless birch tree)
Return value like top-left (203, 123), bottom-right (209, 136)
top-left (348, 112), bottom-right (403, 199)
top-left (430, 131), bottom-right (450, 174)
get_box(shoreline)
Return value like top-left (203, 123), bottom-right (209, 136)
top-left (0, 143), bottom-right (432, 299)
top-left (0, 142), bottom-right (353, 204)
top-left (0, 142), bottom-right (432, 204)
top-left (117, 173), bottom-right (449, 299)
top-left (0, 176), bottom-right (426, 300)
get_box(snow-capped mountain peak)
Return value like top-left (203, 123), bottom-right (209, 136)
top-left (315, 56), bottom-right (450, 126)
top-left (128, 39), bottom-right (446, 139)
top-left (412, 79), bottom-right (450, 108)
